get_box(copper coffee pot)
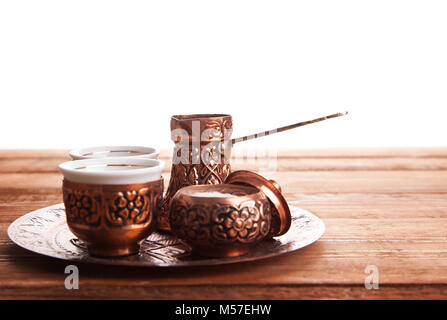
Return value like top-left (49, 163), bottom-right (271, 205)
top-left (157, 112), bottom-right (348, 232)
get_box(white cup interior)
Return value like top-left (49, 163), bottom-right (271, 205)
top-left (59, 158), bottom-right (165, 185)
top-left (69, 146), bottom-right (160, 160)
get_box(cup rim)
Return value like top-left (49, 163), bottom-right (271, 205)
top-left (69, 145), bottom-right (160, 160)
top-left (171, 114), bottom-right (231, 121)
top-left (59, 158), bottom-right (165, 185)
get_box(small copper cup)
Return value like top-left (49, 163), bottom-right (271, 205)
top-left (59, 157), bottom-right (165, 257)
top-left (170, 184), bottom-right (271, 257)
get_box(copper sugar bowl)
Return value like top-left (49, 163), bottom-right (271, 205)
top-left (169, 170), bottom-right (292, 257)
top-left (158, 114), bottom-right (233, 232)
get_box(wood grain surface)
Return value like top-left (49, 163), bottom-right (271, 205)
top-left (0, 148), bottom-right (446, 299)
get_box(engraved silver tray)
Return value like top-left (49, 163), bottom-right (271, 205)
top-left (8, 203), bottom-right (325, 267)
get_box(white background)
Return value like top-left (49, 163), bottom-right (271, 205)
top-left (0, 1), bottom-right (446, 149)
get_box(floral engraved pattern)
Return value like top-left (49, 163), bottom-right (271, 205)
top-left (63, 188), bottom-right (101, 226)
top-left (212, 201), bottom-right (270, 243)
top-left (203, 119), bottom-right (233, 140)
top-left (105, 184), bottom-right (163, 227)
top-left (63, 180), bottom-right (163, 228)
top-left (170, 202), bottom-right (211, 241)
top-left (170, 199), bottom-right (271, 245)
top-left (224, 208), bottom-right (258, 238)
top-left (105, 188), bottom-right (150, 226)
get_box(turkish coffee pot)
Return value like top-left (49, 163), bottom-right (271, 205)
top-left (158, 112), bottom-right (347, 232)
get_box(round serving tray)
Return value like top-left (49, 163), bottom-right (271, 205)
top-left (8, 203), bottom-right (325, 267)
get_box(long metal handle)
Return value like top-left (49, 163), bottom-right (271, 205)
top-left (231, 111), bottom-right (348, 145)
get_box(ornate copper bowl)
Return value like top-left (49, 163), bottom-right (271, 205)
top-left (169, 184), bottom-right (271, 258)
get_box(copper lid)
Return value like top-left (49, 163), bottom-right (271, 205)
top-left (225, 170), bottom-right (292, 238)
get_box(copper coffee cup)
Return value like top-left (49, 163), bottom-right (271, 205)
top-left (59, 158), bottom-right (165, 257)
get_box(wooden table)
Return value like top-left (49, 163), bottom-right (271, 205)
top-left (1, 148), bottom-right (446, 299)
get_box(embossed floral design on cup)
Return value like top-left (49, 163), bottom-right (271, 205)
top-left (59, 157), bottom-right (165, 257)
top-left (66, 190), bottom-right (101, 225)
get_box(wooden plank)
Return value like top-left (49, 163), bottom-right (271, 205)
top-left (1, 147), bottom-right (446, 174)
top-left (1, 241), bottom-right (447, 285)
top-left (271, 171), bottom-right (447, 194)
top-left (0, 159), bottom-right (172, 174)
top-left (229, 147), bottom-right (447, 158)
top-left (0, 150), bottom-right (69, 159)
top-left (1, 238), bottom-right (447, 298)
top-left (2, 157), bottom-right (447, 173)
top-left (233, 157), bottom-right (447, 171)
top-left (1, 170), bottom-right (446, 195)
top-left (1, 148), bottom-right (446, 159)
top-left (1, 192), bottom-right (447, 220)
top-left (1, 283), bottom-right (446, 299)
